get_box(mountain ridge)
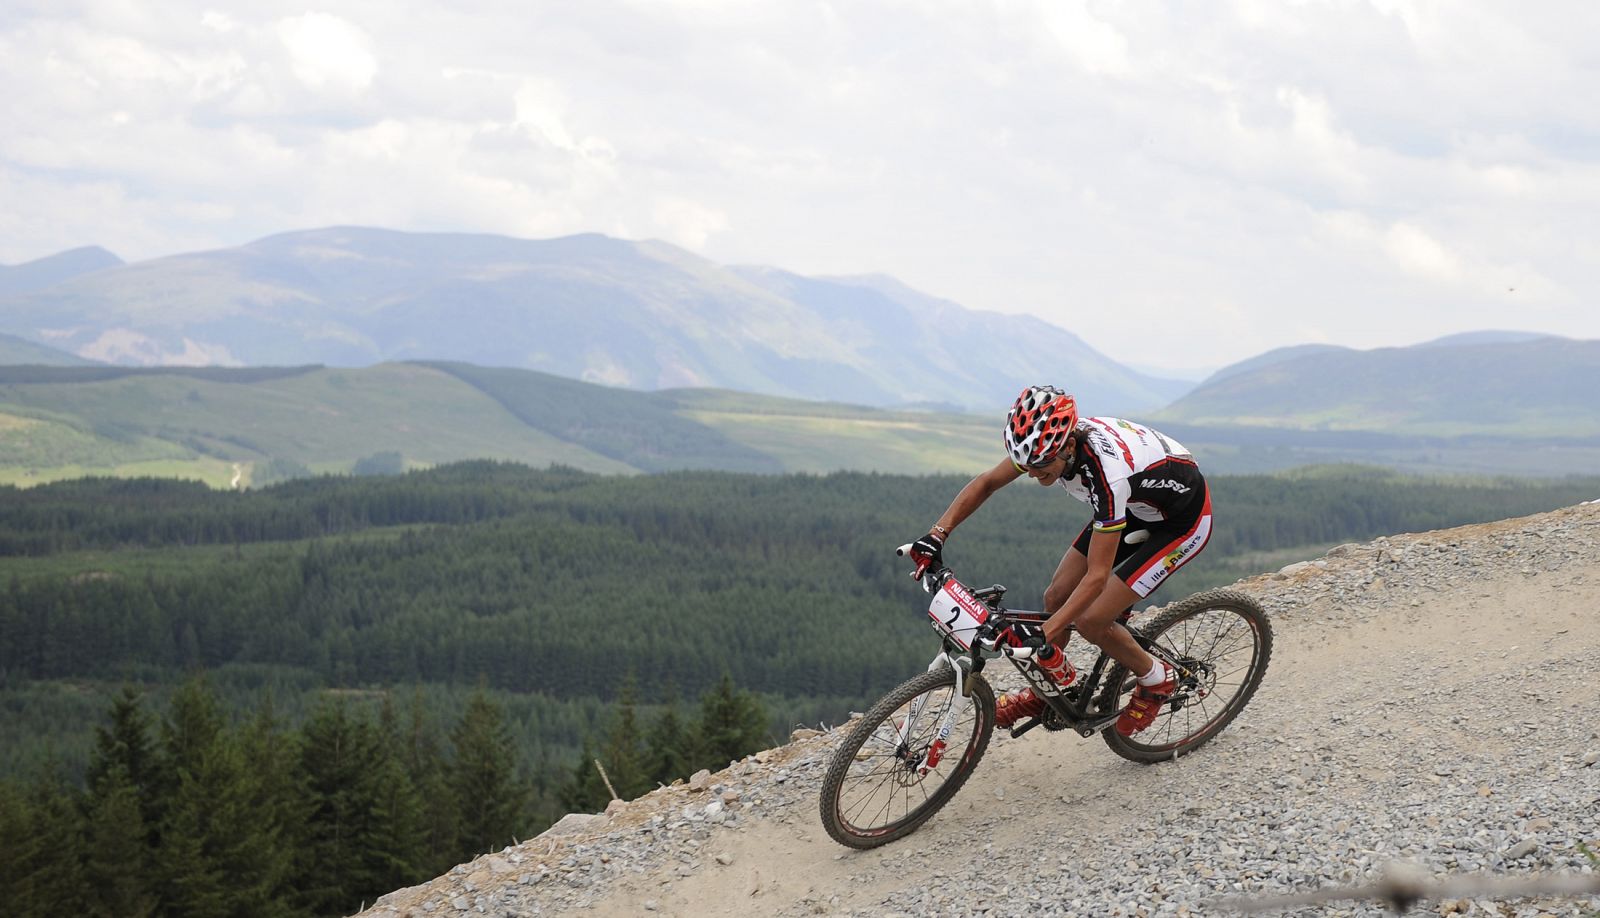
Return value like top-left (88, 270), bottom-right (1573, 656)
top-left (0, 245), bottom-right (123, 296)
top-left (0, 227), bottom-right (1187, 413)
top-left (1159, 334), bottom-right (1600, 437)
top-left (0, 331), bottom-right (100, 366)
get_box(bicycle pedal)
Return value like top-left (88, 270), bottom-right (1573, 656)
top-left (1009, 716), bottom-right (1043, 738)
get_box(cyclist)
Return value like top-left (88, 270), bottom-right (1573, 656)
top-left (907, 385), bottom-right (1212, 736)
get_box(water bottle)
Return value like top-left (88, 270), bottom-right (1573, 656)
top-left (1035, 642), bottom-right (1076, 688)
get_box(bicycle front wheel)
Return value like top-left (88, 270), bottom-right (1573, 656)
top-left (819, 668), bottom-right (995, 849)
top-left (1101, 588), bottom-right (1273, 764)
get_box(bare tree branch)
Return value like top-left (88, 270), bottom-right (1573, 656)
top-left (593, 758), bottom-right (619, 801)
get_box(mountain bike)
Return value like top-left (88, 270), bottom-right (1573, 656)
top-left (818, 546), bottom-right (1273, 849)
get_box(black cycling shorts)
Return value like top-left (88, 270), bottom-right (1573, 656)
top-left (1071, 486), bottom-right (1213, 598)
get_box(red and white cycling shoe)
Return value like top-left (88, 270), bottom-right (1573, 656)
top-left (1116, 662), bottom-right (1176, 736)
top-left (993, 688), bottom-right (1045, 729)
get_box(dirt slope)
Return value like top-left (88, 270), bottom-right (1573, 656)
top-left (363, 502), bottom-right (1600, 918)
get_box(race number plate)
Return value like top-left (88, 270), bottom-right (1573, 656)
top-left (926, 580), bottom-right (989, 650)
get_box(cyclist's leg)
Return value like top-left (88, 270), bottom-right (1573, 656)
top-left (1080, 493), bottom-right (1215, 671)
top-left (1043, 525), bottom-right (1092, 615)
top-left (1047, 523), bottom-right (1146, 615)
top-left (1072, 578), bottom-right (1153, 673)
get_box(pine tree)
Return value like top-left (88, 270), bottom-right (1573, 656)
top-left (4, 775), bottom-right (89, 917)
top-left (369, 692), bottom-right (426, 891)
top-left (600, 673), bottom-right (650, 800)
top-left (86, 686), bottom-right (161, 828)
top-left (527, 746), bottom-right (566, 837)
top-left (298, 698), bottom-right (423, 916)
top-left (82, 766), bottom-right (158, 918)
top-left (692, 674), bottom-right (771, 772)
top-left (448, 687), bottom-right (527, 861)
top-left (297, 701), bottom-right (368, 915)
top-left (645, 680), bottom-right (691, 787)
top-left (557, 734), bottom-right (610, 815)
top-left (160, 676), bottom-right (223, 778)
top-left (0, 780), bottom-right (25, 900)
top-left (402, 690), bottom-right (459, 877)
top-left (237, 694), bottom-right (308, 915)
top-left (157, 677), bottom-right (294, 918)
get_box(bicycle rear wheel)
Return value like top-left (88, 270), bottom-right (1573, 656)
top-left (1100, 588), bottom-right (1273, 764)
top-left (819, 668), bottom-right (995, 849)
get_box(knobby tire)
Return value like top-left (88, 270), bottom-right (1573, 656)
top-left (819, 668), bottom-right (996, 849)
top-left (1099, 588), bottom-right (1273, 764)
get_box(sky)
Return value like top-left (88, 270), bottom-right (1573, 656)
top-left (3, 0), bottom-right (1599, 373)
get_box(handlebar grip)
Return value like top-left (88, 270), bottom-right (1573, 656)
top-left (896, 543), bottom-right (934, 580)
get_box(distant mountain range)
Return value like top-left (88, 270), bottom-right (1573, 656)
top-left (0, 228), bottom-right (1187, 414)
top-left (1155, 333), bottom-right (1600, 438)
top-left (0, 331), bottom-right (98, 366)
top-left (0, 245), bottom-right (122, 296)
top-left (2, 228), bottom-right (1596, 481)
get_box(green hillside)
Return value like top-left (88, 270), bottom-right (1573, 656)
top-left (3, 461), bottom-right (1595, 819)
top-left (0, 333), bottom-right (98, 366)
top-left (0, 362), bottom-right (1001, 486)
top-left (8, 348), bottom-right (1597, 487)
top-left (664, 387), bottom-right (996, 473)
top-left (1157, 337), bottom-right (1600, 437)
top-left (12, 463), bottom-right (1591, 914)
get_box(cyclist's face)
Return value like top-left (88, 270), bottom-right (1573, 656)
top-left (1024, 454), bottom-right (1066, 485)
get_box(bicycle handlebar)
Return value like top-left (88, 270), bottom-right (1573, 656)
top-left (894, 542), bottom-right (940, 586)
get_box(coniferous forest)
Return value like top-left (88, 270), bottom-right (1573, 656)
top-left (1, 461), bottom-right (1596, 915)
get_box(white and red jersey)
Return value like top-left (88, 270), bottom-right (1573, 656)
top-left (1056, 417), bottom-right (1202, 533)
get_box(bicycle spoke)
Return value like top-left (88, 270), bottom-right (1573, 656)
top-left (826, 673), bottom-right (993, 842)
top-left (1117, 602), bottom-right (1267, 753)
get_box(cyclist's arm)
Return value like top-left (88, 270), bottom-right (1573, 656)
top-left (1043, 528), bottom-right (1119, 644)
top-left (931, 459), bottom-right (1021, 536)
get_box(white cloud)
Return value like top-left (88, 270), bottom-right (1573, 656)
top-left (201, 11), bottom-right (238, 33)
top-left (276, 12), bottom-right (377, 94)
top-left (651, 196), bottom-right (728, 250)
top-left (1385, 222), bottom-right (1464, 284)
top-left (512, 79), bottom-right (578, 152)
top-left (1034, 1), bottom-right (1133, 77)
top-left (3, 0), bottom-right (1600, 366)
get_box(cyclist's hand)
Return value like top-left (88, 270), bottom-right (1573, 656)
top-left (908, 531), bottom-right (945, 567)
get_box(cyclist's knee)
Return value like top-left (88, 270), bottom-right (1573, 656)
top-left (1043, 586), bottom-right (1069, 613)
top-left (1075, 613), bottom-right (1113, 644)
top-left (1077, 587), bottom-right (1137, 644)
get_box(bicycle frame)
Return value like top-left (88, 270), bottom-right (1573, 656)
top-left (918, 564), bottom-right (1172, 739)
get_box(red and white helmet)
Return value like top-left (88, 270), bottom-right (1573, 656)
top-left (1004, 385), bottom-right (1079, 469)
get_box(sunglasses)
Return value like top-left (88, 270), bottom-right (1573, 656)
top-left (1012, 456), bottom-right (1059, 473)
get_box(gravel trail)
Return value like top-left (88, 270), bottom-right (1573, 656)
top-left (361, 502), bottom-right (1600, 918)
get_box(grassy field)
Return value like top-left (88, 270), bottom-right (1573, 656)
top-left (0, 362), bottom-right (1005, 484)
top-left (0, 455), bottom-right (241, 489)
top-left (679, 394), bottom-right (997, 474)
